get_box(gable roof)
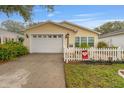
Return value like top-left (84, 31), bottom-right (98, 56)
top-left (99, 29), bottom-right (124, 38)
top-left (25, 21), bottom-right (78, 32)
top-left (25, 20), bottom-right (100, 34)
top-left (60, 21), bottom-right (100, 34)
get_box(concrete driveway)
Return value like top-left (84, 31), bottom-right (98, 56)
top-left (0, 54), bottom-right (65, 88)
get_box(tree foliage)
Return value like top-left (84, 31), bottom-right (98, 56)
top-left (26, 22), bottom-right (41, 28)
top-left (0, 5), bottom-right (54, 21)
top-left (94, 21), bottom-right (124, 34)
top-left (1, 20), bottom-right (25, 33)
top-left (0, 6), bottom-right (33, 21)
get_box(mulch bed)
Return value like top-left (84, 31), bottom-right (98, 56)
top-left (65, 60), bottom-right (124, 65)
top-left (0, 61), bottom-right (10, 65)
top-left (65, 59), bottom-right (124, 65)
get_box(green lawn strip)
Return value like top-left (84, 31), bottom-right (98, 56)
top-left (64, 64), bottom-right (124, 88)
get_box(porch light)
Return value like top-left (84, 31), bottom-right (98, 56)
top-left (65, 33), bottom-right (69, 38)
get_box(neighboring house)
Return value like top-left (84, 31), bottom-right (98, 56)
top-left (24, 21), bottom-right (100, 53)
top-left (99, 29), bottom-right (124, 48)
top-left (0, 28), bottom-right (24, 44)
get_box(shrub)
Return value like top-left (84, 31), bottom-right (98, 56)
top-left (18, 37), bottom-right (24, 43)
top-left (75, 43), bottom-right (80, 47)
top-left (0, 41), bottom-right (28, 61)
top-left (0, 45), bottom-right (15, 61)
top-left (5, 41), bottom-right (29, 56)
top-left (80, 43), bottom-right (90, 48)
top-left (75, 43), bottom-right (90, 48)
top-left (97, 41), bottom-right (108, 48)
top-left (109, 45), bottom-right (118, 48)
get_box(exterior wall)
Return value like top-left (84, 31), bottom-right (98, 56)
top-left (61, 22), bottom-right (98, 47)
top-left (74, 29), bottom-right (98, 47)
top-left (99, 34), bottom-right (124, 48)
top-left (24, 23), bottom-right (75, 49)
top-left (24, 22), bottom-right (98, 49)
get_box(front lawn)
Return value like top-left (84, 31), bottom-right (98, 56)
top-left (64, 63), bottom-right (124, 88)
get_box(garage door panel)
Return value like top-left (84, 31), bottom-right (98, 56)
top-left (31, 34), bottom-right (63, 53)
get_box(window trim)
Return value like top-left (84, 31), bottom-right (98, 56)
top-left (75, 36), bottom-right (94, 47)
top-left (88, 37), bottom-right (94, 47)
top-left (81, 37), bottom-right (87, 45)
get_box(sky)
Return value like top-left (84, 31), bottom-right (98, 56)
top-left (0, 5), bottom-right (124, 28)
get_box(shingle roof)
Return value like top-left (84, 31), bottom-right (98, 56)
top-left (25, 21), bottom-right (77, 32)
top-left (25, 20), bottom-right (100, 34)
top-left (99, 29), bottom-right (124, 38)
top-left (60, 21), bottom-right (100, 34)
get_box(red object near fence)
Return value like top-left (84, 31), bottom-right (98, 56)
top-left (82, 50), bottom-right (88, 59)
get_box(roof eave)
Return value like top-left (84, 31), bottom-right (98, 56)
top-left (99, 32), bottom-right (124, 38)
top-left (60, 21), bottom-right (100, 34)
top-left (24, 21), bottom-right (77, 33)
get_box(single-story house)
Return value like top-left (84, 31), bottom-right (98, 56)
top-left (0, 28), bottom-right (24, 44)
top-left (24, 21), bottom-right (100, 53)
top-left (99, 29), bottom-right (124, 48)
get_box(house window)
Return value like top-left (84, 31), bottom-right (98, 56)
top-left (75, 37), bottom-right (80, 47)
top-left (43, 35), bottom-right (46, 38)
top-left (75, 37), bottom-right (94, 47)
top-left (88, 37), bottom-right (94, 47)
top-left (48, 35), bottom-right (52, 38)
top-left (33, 35), bottom-right (37, 38)
top-left (53, 35), bottom-right (57, 38)
top-left (38, 35), bottom-right (42, 38)
top-left (58, 35), bottom-right (62, 38)
top-left (81, 37), bottom-right (87, 45)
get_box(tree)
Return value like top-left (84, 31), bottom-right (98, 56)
top-left (1, 20), bottom-right (25, 33)
top-left (0, 5), bottom-right (54, 21)
top-left (0, 6), bottom-right (33, 22)
top-left (26, 22), bottom-right (41, 28)
top-left (94, 21), bottom-right (124, 34)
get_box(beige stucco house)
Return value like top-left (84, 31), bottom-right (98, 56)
top-left (24, 21), bottom-right (100, 53)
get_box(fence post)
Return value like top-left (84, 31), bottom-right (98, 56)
top-left (63, 47), bottom-right (124, 63)
top-left (64, 47), bottom-right (66, 62)
top-left (117, 47), bottom-right (121, 60)
top-left (66, 48), bottom-right (69, 63)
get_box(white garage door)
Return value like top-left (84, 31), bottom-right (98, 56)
top-left (30, 34), bottom-right (63, 53)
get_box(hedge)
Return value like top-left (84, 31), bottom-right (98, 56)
top-left (0, 42), bottom-right (29, 61)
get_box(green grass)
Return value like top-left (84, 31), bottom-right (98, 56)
top-left (64, 63), bottom-right (124, 88)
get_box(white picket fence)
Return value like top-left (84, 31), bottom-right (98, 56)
top-left (64, 47), bottom-right (124, 63)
